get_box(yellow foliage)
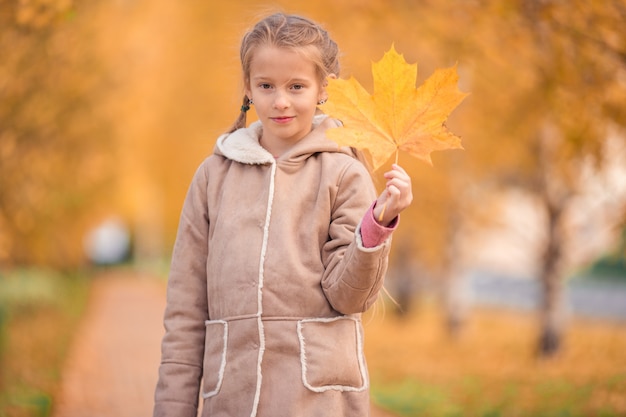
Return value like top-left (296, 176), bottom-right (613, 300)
top-left (365, 304), bottom-right (626, 415)
top-left (323, 45), bottom-right (468, 171)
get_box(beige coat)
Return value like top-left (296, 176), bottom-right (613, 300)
top-left (154, 115), bottom-right (391, 417)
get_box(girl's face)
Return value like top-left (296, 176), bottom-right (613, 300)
top-left (245, 46), bottom-right (327, 149)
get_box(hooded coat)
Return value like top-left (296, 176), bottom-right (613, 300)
top-left (154, 115), bottom-right (392, 417)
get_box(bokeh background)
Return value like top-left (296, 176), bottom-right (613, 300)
top-left (1, 0), bottom-right (625, 416)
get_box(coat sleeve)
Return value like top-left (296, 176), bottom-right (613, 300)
top-left (320, 159), bottom-right (392, 315)
top-left (154, 163), bottom-right (210, 417)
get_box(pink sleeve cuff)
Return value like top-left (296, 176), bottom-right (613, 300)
top-left (360, 201), bottom-right (398, 248)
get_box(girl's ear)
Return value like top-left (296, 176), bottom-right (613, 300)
top-left (244, 78), bottom-right (252, 100)
top-left (323, 73), bottom-right (337, 87)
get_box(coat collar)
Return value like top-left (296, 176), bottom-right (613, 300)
top-left (215, 115), bottom-right (345, 165)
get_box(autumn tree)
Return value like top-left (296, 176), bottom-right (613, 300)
top-left (0, 0), bottom-right (111, 268)
top-left (435, 0), bottom-right (626, 355)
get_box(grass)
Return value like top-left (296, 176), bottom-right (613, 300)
top-left (0, 268), bottom-right (90, 417)
top-left (364, 301), bottom-right (626, 417)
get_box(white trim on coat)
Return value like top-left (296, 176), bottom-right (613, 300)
top-left (201, 320), bottom-right (229, 399)
top-left (296, 316), bottom-right (368, 393)
top-left (250, 160), bottom-right (276, 417)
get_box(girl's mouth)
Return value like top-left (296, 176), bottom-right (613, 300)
top-left (271, 116), bottom-right (294, 124)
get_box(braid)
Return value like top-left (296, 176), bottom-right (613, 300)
top-left (227, 96), bottom-right (251, 133)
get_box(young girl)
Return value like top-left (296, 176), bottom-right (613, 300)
top-left (154, 12), bottom-right (412, 417)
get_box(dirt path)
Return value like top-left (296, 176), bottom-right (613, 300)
top-left (53, 270), bottom-right (397, 417)
top-left (52, 271), bottom-right (166, 417)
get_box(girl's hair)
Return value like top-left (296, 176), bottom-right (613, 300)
top-left (227, 13), bottom-right (340, 133)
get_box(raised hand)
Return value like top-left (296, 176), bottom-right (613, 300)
top-left (373, 164), bottom-right (413, 226)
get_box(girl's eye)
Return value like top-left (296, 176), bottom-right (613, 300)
top-left (292, 84), bottom-right (304, 90)
top-left (260, 83), bottom-right (272, 89)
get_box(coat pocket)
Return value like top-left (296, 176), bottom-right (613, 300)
top-left (201, 320), bottom-right (228, 399)
top-left (297, 316), bottom-right (367, 392)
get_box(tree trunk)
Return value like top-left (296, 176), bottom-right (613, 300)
top-left (388, 239), bottom-right (417, 317)
top-left (537, 200), bottom-right (568, 357)
top-left (441, 209), bottom-right (467, 338)
top-left (442, 270), bottom-right (466, 338)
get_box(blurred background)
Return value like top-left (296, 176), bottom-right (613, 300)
top-left (1, 0), bottom-right (625, 416)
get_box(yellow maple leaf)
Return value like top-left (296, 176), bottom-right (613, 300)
top-left (323, 45), bottom-right (469, 171)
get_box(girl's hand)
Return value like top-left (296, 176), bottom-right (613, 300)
top-left (372, 164), bottom-right (413, 226)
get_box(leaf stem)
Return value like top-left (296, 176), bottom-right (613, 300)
top-left (378, 149), bottom-right (399, 223)
top-left (378, 202), bottom-right (387, 223)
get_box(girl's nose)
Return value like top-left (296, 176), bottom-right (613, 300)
top-left (273, 92), bottom-right (290, 109)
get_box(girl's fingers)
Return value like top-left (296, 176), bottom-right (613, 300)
top-left (384, 167), bottom-right (410, 185)
top-left (384, 164), bottom-right (409, 177)
top-left (385, 165), bottom-right (412, 207)
top-left (386, 178), bottom-right (410, 193)
top-left (375, 164), bottom-right (413, 224)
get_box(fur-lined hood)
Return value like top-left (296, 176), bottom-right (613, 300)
top-left (214, 114), bottom-right (351, 165)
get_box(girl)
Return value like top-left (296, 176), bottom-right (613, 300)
top-left (154, 12), bottom-right (412, 417)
